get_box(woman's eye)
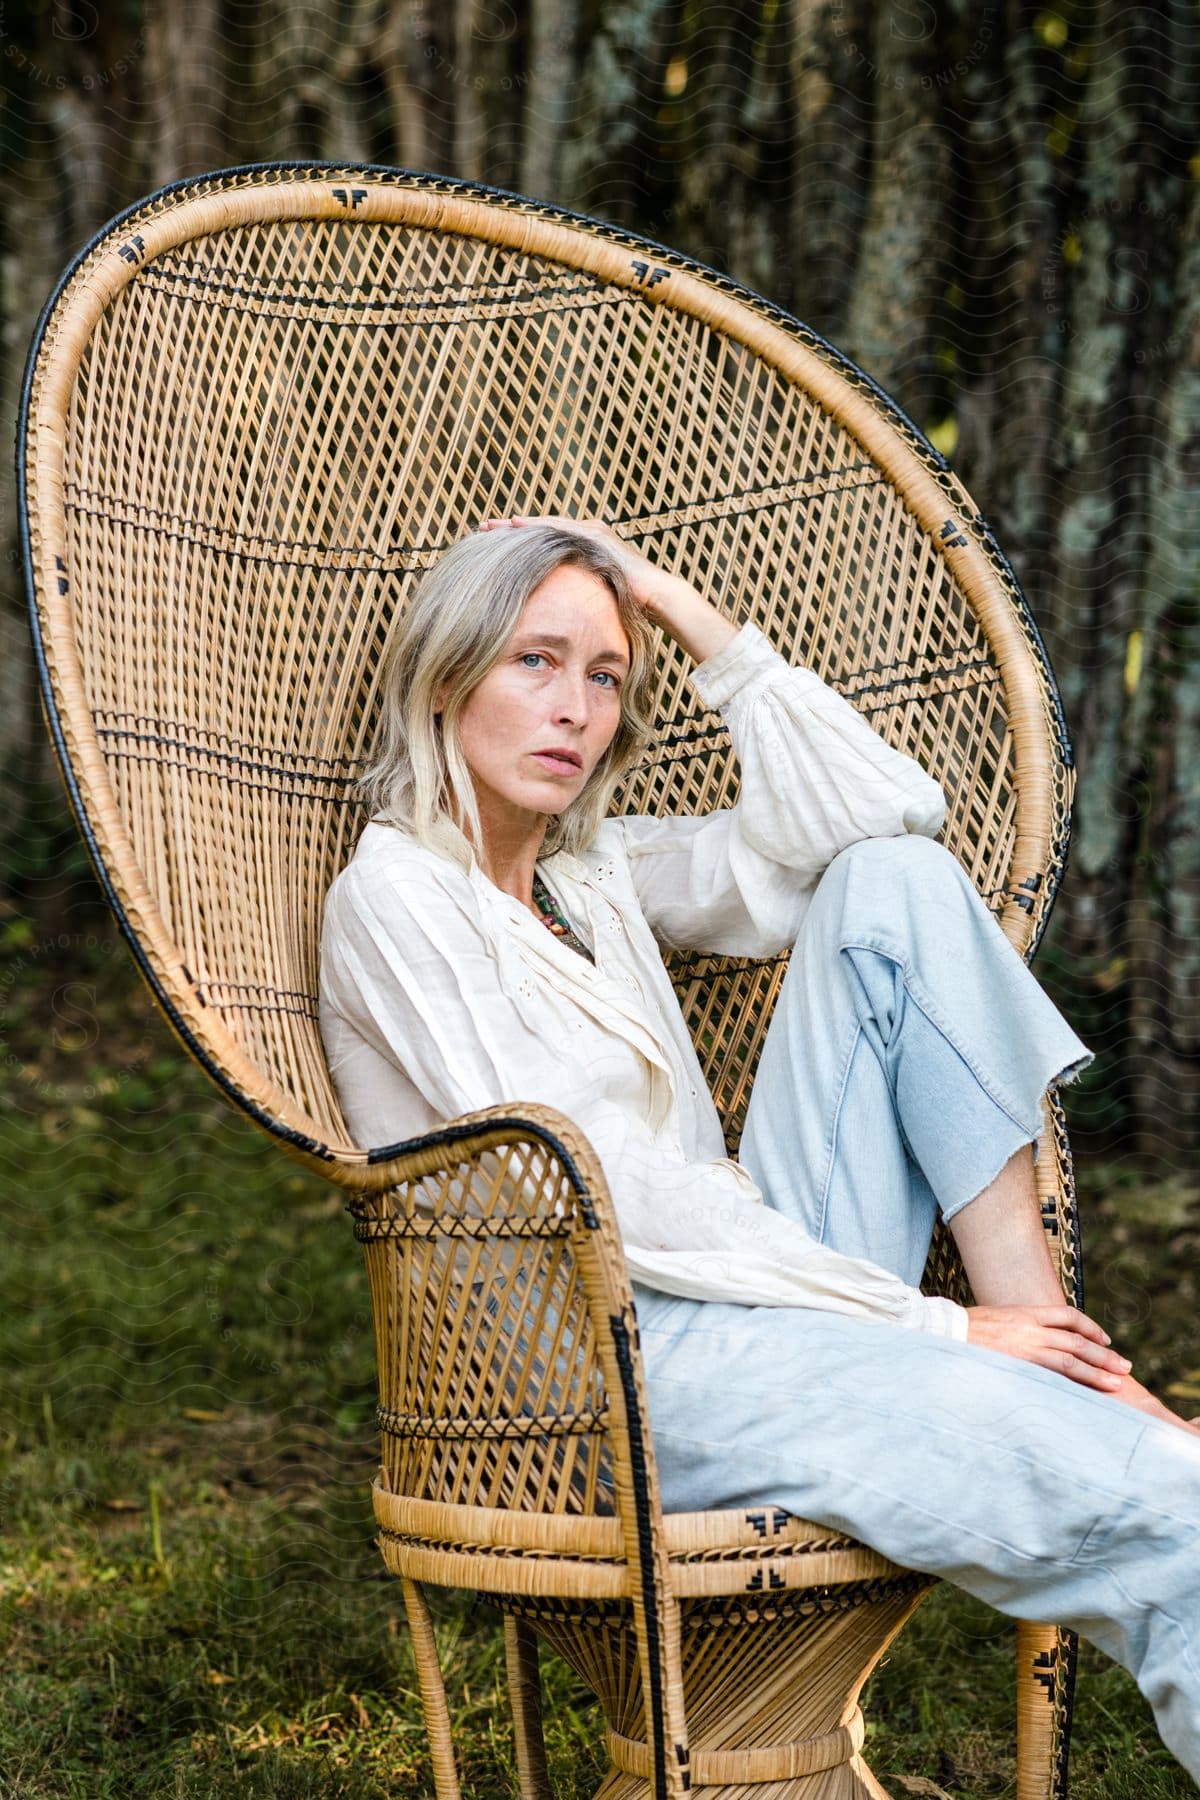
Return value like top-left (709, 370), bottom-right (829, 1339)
top-left (518, 653), bottom-right (619, 689)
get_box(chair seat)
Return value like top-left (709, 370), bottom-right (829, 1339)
top-left (373, 1479), bottom-right (910, 1601)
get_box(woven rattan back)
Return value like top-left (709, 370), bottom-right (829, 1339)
top-left (21, 164), bottom-right (1074, 1192)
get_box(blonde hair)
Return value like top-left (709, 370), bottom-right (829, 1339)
top-left (357, 525), bottom-right (661, 869)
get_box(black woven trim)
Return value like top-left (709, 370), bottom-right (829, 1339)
top-left (91, 743), bottom-right (360, 804)
top-left (672, 1539), bottom-right (861, 1565)
top-left (682, 1569), bottom-right (932, 1629)
top-left (377, 1403), bottom-right (608, 1442)
top-left (201, 995), bottom-right (319, 1021)
top-left (642, 727), bottom-right (744, 770)
top-left (651, 657), bottom-right (1000, 763)
top-left (660, 949), bottom-right (786, 981)
top-left (64, 465), bottom-right (888, 580)
top-left (94, 709), bottom-right (359, 766)
top-left (197, 976), bottom-right (317, 1003)
top-left (66, 484), bottom-right (419, 567)
top-left (851, 654), bottom-right (998, 703)
top-left (628, 459), bottom-right (883, 529)
top-left (857, 673), bottom-right (1001, 721)
top-left (139, 260), bottom-right (606, 310)
top-left (485, 1568), bottom-right (932, 1630)
top-left (378, 1528), bottom-right (624, 1566)
top-left (1055, 1628), bottom-right (1078, 1800)
top-left (94, 724), bottom-right (350, 784)
top-left (354, 1212), bottom-right (573, 1242)
top-left (66, 502), bottom-right (435, 579)
top-left (129, 273), bottom-right (622, 331)
top-left (609, 1306), bottom-right (673, 1800)
top-left (489, 1592), bottom-right (631, 1626)
top-left (1064, 1139), bottom-right (1085, 1315)
top-left (359, 1115), bottom-right (601, 1231)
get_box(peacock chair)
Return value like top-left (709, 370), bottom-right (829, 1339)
top-left (20, 162), bottom-right (1084, 1800)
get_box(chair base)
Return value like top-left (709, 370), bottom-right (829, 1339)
top-left (497, 1571), bottom-right (932, 1798)
top-left (596, 1762), bottom-right (891, 1800)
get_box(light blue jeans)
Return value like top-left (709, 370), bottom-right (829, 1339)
top-left (632, 834), bottom-right (1200, 1780)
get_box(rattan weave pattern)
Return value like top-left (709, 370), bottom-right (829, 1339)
top-left (21, 163), bottom-right (1081, 1799)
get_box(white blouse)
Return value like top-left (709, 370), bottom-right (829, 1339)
top-left (318, 619), bottom-right (969, 1340)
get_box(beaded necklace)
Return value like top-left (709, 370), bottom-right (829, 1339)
top-left (531, 870), bottom-right (595, 964)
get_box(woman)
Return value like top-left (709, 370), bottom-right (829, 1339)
top-left (318, 516), bottom-right (1200, 1778)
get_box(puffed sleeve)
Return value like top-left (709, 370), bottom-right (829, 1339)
top-left (618, 621), bottom-right (948, 957)
top-left (318, 848), bottom-right (967, 1338)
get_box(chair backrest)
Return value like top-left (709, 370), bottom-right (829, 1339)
top-left (20, 163), bottom-right (1074, 1183)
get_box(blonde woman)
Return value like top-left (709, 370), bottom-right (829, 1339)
top-left (318, 516), bottom-right (1200, 1778)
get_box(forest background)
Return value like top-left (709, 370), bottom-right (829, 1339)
top-left (0, 2), bottom-right (1197, 1796)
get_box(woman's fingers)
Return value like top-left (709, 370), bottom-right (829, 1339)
top-left (1042, 1329), bottom-right (1131, 1372)
top-left (1035, 1331), bottom-right (1133, 1388)
top-left (1028, 1304), bottom-right (1111, 1344)
top-left (965, 1304), bottom-right (1134, 1393)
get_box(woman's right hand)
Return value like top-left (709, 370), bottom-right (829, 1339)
top-left (965, 1302), bottom-right (1132, 1392)
top-left (967, 1304), bottom-right (1200, 1437)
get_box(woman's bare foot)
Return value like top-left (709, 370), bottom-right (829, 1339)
top-left (1108, 1373), bottom-right (1200, 1438)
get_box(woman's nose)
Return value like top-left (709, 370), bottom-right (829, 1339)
top-left (553, 671), bottom-right (591, 720)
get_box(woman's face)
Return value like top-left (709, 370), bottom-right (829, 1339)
top-left (441, 563), bottom-right (631, 845)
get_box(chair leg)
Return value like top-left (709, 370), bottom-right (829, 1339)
top-left (401, 1576), bottom-right (464, 1800)
top-left (1016, 1619), bottom-right (1072, 1800)
top-left (504, 1613), bottom-right (554, 1800)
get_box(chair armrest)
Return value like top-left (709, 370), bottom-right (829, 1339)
top-left (334, 1099), bottom-right (691, 1783)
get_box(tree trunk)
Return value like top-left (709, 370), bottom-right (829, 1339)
top-left (560, 0), bottom-right (681, 231)
top-left (521, 0), bottom-right (583, 201)
top-left (787, 0), bottom-right (873, 334)
top-left (1034, 0), bottom-right (1200, 1156)
top-left (1124, 183), bottom-right (1200, 1153)
top-left (841, 0), bottom-right (955, 413)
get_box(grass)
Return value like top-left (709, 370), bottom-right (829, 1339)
top-left (0, 923), bottom-right (1196, 1796)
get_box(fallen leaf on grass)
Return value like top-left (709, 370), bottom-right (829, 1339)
top-left (182, 1408), bottom-right (229, 1423)
top-left (104, 1498), bottom-right (144, 1513)
top-left (1166, 1367), bottom-right (1200, 1399)
top-left (889, 1779), bottom-right (956, 1799)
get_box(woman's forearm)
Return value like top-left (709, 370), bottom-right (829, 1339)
top-left (647, 576), bottom-right (741, 669)
top-left (648, 581), bottom-right (741, 666)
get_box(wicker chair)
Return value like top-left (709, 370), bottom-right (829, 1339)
top-left (20, 163), bottom-right (1084, 1799)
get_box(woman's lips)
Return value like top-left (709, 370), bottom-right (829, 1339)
top-left (531, 751), bottom-right (582, 775)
